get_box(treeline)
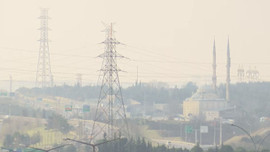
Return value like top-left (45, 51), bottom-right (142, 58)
top-left (218, 82), bottom-right (270, 117)
top-left (3, 132), bottom-right (41, 148)
top-left (123, 82), bottom-right (197, 104)
top-left (16, 81), bottom-right (270, 118)
top-left (2, 137), bottom-right (269, 152)
top-left (16, 81), bottom-right (270, 120)
top-left (54, 138), bottom-right (265, 152)
top-left (0, 99), bottom-right (55, 119)
top-left (17, 82), bottom-right (270, 109)
top-left (17, 84), bottom-right (100, 101)
top-left (96, 139), bottom-right (268, 152)
top-left (98, 138), bottom-right (188, 152)
top-left (17, 82), bottom-right (198, 104)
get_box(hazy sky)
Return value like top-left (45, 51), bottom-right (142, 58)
top-left (0, 0), bottom-right (270, 88)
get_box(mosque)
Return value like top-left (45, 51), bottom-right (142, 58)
top-left (183, 38), bottom-right (233, 121)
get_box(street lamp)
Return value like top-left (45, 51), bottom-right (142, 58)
top-left (231, 124), bottom-right (257, 152)
top-left (64, 137), bottom-right (120, 152)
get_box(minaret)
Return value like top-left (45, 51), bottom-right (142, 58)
top-left (226, 37), bottom-right (231, 102)
top-left (212, 38), bottom-right (217, 92)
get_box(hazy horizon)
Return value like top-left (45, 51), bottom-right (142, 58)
top-left (1, 0), bottom-right (270, 90)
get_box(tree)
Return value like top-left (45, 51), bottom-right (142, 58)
top-left (219, 145), bottom-right (234, 152)
top-left (30, 132), bottom-right (41, 145)
top-left (234, 147), bottom-right (246, 152)
top-left (191, 143), bottom-right (203, 152)
top-left (3, 134), bottom-right (13, 148)
top-left (46, 113), bottom-right (72, 133)
top-left (207, 148), bottom-right (216, 152)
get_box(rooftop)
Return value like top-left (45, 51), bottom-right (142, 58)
top-left (187, 85), bottom-right (225, 102)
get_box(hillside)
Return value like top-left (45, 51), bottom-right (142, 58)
top-left (225, 127), bottom-right (270, 150)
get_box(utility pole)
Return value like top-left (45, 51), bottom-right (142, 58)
top-left (136, 66), bottom-right (138, 85)
top-left (9, 75), bottom-right (12, 93)
top-left (200, 128), bottom-right (202, 145)
top-left (185, 127), bottom-right (187, 142)
top-left (213, 120), bottom-right (216, 147)
top-left (36, 8), bottom-right (53, 88)
top-left (219, 118), bottom-right (223, 146)
top-left (91, 23), bottom-right (129, 141)
top-left (195, 129), bottom-right (198, 144)
top-left (76, 73), bottom-right (82, 87)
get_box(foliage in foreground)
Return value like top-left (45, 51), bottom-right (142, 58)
top-left (2, 136), bottom-right (270, 152)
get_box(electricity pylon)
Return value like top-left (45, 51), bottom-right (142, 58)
top-left (91, 23), bottom-right (129, 141)
top-left (36, 8), bottom-right (53, 88)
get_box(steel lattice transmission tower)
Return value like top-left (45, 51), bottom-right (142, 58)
top-left (36, 8), bottom-right (53, 88)
top-left (91, 23), bottom-right (129, 141)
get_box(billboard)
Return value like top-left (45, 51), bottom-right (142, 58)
top-left (83, 105), bottom-right (90, 112)
top-left (185, 125), bottom-right (193, 133)
top-left (65, 105), bottom-right (72, 112)
top-left (200, 126), bottom-right (208, 133)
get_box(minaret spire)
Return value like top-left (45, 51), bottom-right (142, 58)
top-left (212, 37), bottom-right (217, 92)
top-left (226, 37), bottom-right (231, 102)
